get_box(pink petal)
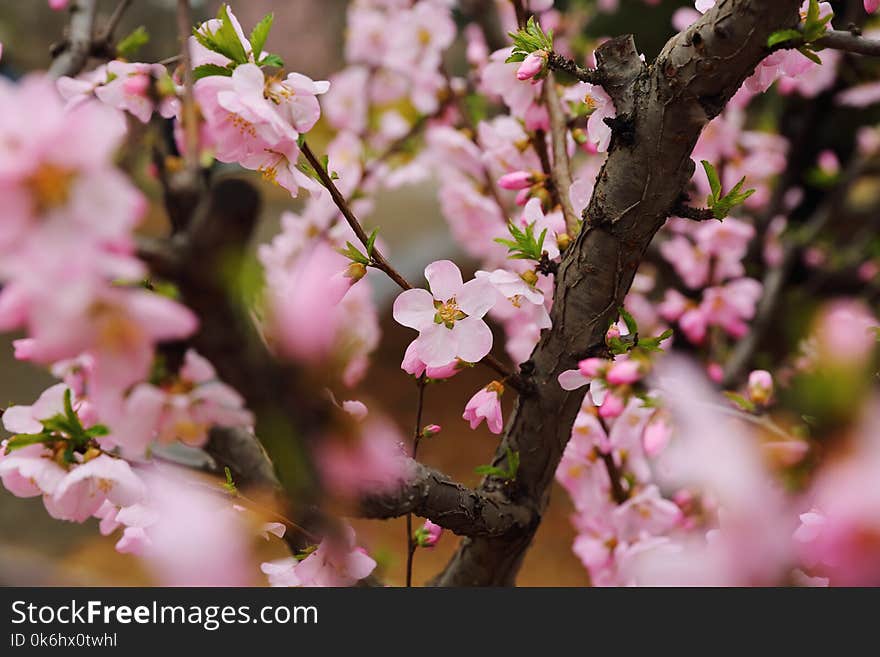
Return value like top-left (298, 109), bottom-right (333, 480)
top-left (414, 324), bottom-right (458, 367)
top-left (2, 406), bottom-right (42, 434)
top-left (558, 369), bottom-right (590, 391)
top-left (392, 288), bottom-right (436, 330)
top-left (452, 316), bottom-right (493, 363)
top-left (457, 277), bottom-right (496, 318)
top-left (425, 260), bottom-right (463, 301)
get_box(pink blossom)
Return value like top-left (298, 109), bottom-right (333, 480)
top-left (393, 260), bottom-right (496, 367)
top-left (606, 359), bottom-right (642, 385)
top-left (463, 382), bottom-right (504, 434)
top-left (867, 0), bottom-right (879, 13)
top-left (0, 444), bottom-right (66, 499)
top-left (317, 417), bottom-right (409, 499)
top-left (598, 392), bottom-right (626, 420)
top-left (262, 525), bottom-right (376, 587)
top-left (47, 455), bottom-right (145, 523)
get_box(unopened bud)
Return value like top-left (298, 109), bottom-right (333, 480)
top-left (747, 369), bottom-right (774, 406)
top-left (556, 233), bottom-right (571, 251)
top-left (345, 262), bottom-right (367, 282)
top-left (421, 424), bottom-right (442, 438)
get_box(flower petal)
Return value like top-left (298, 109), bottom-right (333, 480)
top-left (2, 405), bottom-right (42, 434)
top-left (425, 260), bottom-right (463, 301)
top-left (558, 369), bottom-right (590, 391)
top-left (452, 316), bottom-right (493, 363)
top-left (457, 277), bottom-right (496, 318)
top-left (392, 289), bottom-right (436, 330)
top-left (414, 324), bottom-right (458, 367)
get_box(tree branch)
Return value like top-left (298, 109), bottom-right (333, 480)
top-left (547, 52), bottom-right (603, 85)
top-left (359, 460), bottom-right (535, 538)
top-left (815, 29), bottom-right (880, 57)
top-left (49, 0), bottom-right (97, 78)
top-left (432, 0), bottom-right (803, 587)
top-left (543, 73), bottom-right (581, 236)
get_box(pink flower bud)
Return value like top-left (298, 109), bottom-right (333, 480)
top-left (643, 414), bottom-right (672, 456)
top-left (415, 519), bottom-right (442, 548)
top-left (498, 170), bottom-right (533, 190)
top-left (122, 74), bottom-right (151, 97)
top-left (747, 370), bottom-right (774, 406)
top-left (578, 357), bottom-right (606, 378)
top-left (605, 324), bottom-right (621, 345)
top-left (516, 50), bottom-right (548, 81)
top-left (598, 392), bottom-right (625, 419)
top-left (706, 362), bottom-right (724, 383)
top-left (866, 0), bottom-right (879, 15)
top-left (421, 424), bottom-right (442, 438)
top-left (463, 382), bottom-right (504, 434)
top-left (606, 359), bottom-right (642, 385)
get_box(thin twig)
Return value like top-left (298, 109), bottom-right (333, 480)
top-left (176, 0), bottom-right (200, 183)
top-left (543, 73), bottom-right (581, 236)
top-left (405, 376), bottom-right (427, 588)
top-left (98, 0), bottom-right (134, 43)
top-left (301, 140), bottom-right (524, 390)
top-left (547, 52), bottom-right (603, 85)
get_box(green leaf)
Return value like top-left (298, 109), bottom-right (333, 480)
top-left (116, 26), bottom-right (150, 59)
top-left (474, 464), bottom-right (507, 477)
top-left (193, 63), bottom-right (233, 80)
top-left (257, 53), bottom-right (284, 68)
top-left (222, 466), bottom-right (238, 495)
top-left (338, 242), bottom-right (370, 266)
top-left (494, 220), bottom-right (547, 262)
top-left (508, 15), bottom-right (553, 60)
top-left (619, 306), bottom-right (639, 337)
top-left (215, 4), bottom-right (250, 63)
top-left (724, 391), bottom-right (757, 414)
top-left (4, 433), bottom-right (55, 453)
top-left (86, 424), bottom-right (110, 438)
top-left (192, 4), bottom-right (249, 65)
top-left (249, 13), bottom-right (274, 58)
top-left (366, 228), bottom-right (379, 257)
top-left (797, 46), bottom-right (823, 65)
top-left (767, 29), bottom-right (803, 48)
top-left (701, 160), bottom-right (722, 204)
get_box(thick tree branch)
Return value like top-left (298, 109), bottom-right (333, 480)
top-left (49, 0), bottom-right (97, 78)
top-left (433, 0), bottom-right (802, 586)
top-left (360, 460), bottom-right (535, 538)
top-left (815, 29), bottom-right (880, 57)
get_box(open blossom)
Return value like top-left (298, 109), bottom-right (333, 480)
top-left (46, 455), bottom-right (145, 523)
top-left (108, 350), bottom-right (253, 453)
top-left (193, 62), bottom-right (328, 196)
top-left (393, 260), bottom-right (496, 367)
top-left (262, 525), bottom-right (376, 587)
top-left (463, 381), bottom-right (505, 434)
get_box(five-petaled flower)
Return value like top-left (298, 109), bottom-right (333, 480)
top-left (393, 260), bottom-right (496, 367)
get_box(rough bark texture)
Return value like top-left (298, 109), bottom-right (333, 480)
top-left (432, 0), bottom-right (802, 586)
top-left (359, 460), bottom-right (536, 537)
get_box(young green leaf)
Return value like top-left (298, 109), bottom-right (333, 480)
top-left (3, 432), bottom-right (55, 453)
top-left (193, 63), bottom-right (233, 81)
top-left (249, 13), bottom-right (274, 58)
top-left (116, 26), bottom-right (150, 59)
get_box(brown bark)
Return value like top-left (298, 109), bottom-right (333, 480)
top-left (432, 0), bottom-right (802, 586)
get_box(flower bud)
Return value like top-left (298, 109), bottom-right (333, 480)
top-left (578, 357), bottom-right (606, 378)
top-left (556, 233), bottom-right (571, 251)
top-left (414, 520), bottom-right (443, 548)
top-left (498, 170), bottom-right (534, 191)
top-left (421, 424), bottom-right (442, 438)
top-left (516, 50), bottom-right (548, 81)
top-left (747, 369), bottom-right (774, 406)
top-left (345, 261), bottom-right (367, 282)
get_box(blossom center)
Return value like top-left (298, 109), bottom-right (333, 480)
top-left (26, 163), bottom-right (75, 214)
top-left (434, 299), bottom-right (465, 328)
